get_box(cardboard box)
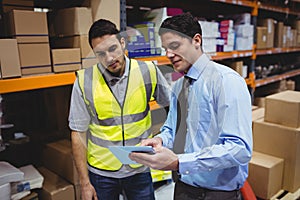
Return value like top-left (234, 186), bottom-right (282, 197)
top-left (291, 29), bottom-right (297, 47)
top-left (81, 57), bottom-right (98, 69)
top-left (18, 43), bottom-right (52, 75)
top-left (235, 36), bottom-right (253, 51)
top-left (88, 0), bottom-right (120, 28)
top-left (248, 151), bottom-right (284, 199)
top-left (51, 35), bottom-right (93, 59)
top-left (0, 39), bottom-right (21, 78)
top-left (293, 20), bottom-right (300, 33)
top-left (2, 0), bottom-right (34, 6)
top-left (275, 22), bottom-right (284, 47)
top-left (2, 6), bottom-right (34, 14)
top-left (252, 107), bottom-right (265, 122)
top-left (43, 139), bottom-right (79, 185)
top-left (2, 0), bottom-right (34, 13)
top-left (7, 10), bottom-right (49, 43)
top-left (258, 18), bottom-right (275, 48)
top-left (74, 184), bottom-right (81, 200)
top-left (265, 91), bottom-right (300, 128)
top-left (254, 97), bottom-right (265, 108)
top-left (256, 26), bottom-right (268, 49)
top-left (252, 105), bottom-right (259, 111)
top-left (38, 167), bottom-right (75, 200)
top-left (230, 61), bottom-right (245, 77)
top-left (51, 48), bottom-right (81, 72)
top-left (283, 26), bottom-right (289, 48)
top-left (285, 26), bottom-right (293, 48)
top-left (286, 80), bottom-right (295, 91)
top-left (253, 119), bottom-right (300, 192)
top-left (52, 7), bottom-right (92, 37)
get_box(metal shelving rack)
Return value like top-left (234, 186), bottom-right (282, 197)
top-left (0, 0), bottom-right (300, 97)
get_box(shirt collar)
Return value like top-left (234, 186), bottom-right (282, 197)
top-left (98, 55), bottom-right (130, 83)
top-left (185, 53), bottom-right (210, 81)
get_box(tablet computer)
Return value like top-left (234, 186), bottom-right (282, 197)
top-left (108, 146), bottom-right (155, 164)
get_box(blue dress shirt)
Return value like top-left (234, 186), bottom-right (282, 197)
top-left (157, 54), bottom-right (252, 191)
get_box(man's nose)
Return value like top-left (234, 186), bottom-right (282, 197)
top-left (165, 49), bottom-right (175, 58)
top-left (105, 52), bottom-right (114, 63)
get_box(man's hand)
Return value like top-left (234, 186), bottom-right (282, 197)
top-left (140, 137), bottom-right (163, 148)
top-left (129, 146), bottom-right (179, 171)
top-left (81, 182), bottom-right (98, 200)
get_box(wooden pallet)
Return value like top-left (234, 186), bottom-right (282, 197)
top-left (270, 188), bottom-right (300, 200)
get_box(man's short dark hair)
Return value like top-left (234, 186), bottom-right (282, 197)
top-left (88, 19), bottom-right (120, 48)
top-left (158, 13), bottom-right (202, 40)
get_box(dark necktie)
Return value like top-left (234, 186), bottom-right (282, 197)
top-left (172, 76), bottom-right (191, 182)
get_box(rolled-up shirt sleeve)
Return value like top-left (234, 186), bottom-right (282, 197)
top-left (68, 79), bottom-right (91, 132)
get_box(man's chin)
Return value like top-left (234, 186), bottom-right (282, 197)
top-left (173, 66), bottom-right (184, 73)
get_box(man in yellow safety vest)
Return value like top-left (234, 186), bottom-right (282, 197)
top-left (69, 19), bottom-right (170, 200)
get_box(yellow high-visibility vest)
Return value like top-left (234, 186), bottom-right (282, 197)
top-left (77, 59), bottom-right (157, 171)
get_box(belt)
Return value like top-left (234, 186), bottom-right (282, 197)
top-left (174, 180), bottom-right (241, 200)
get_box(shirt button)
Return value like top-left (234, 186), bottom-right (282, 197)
top-left (185, 171), bottom-right (189, 174)
top-left (208, 168), bottom-right (212, 171)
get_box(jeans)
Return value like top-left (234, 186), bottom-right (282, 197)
top-left (89, 171), bottom-right (155, 200)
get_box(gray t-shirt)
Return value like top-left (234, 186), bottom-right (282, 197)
top-left (69, 56), bottom-right (170, 178)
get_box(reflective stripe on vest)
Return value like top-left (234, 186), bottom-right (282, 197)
top-left (77, 59), bottom-right (157, 171)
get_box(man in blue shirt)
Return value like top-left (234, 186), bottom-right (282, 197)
top-left (130, 13), bottom-right (253, 200)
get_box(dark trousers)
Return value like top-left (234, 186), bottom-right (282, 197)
top-left (89, 171), bottom-right (155, 200)
top-left (174, 180), bottom-right (242, 200)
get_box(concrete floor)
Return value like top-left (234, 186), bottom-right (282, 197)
top-left (155, 181), bottom-right (174, 200)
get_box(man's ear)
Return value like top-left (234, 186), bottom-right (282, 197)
top-left (193, 33), bottom-right (202, 49)
top-left (120, 37), bottom-right (126, 49)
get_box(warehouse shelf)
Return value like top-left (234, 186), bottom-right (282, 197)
top-left (135, 50), bottom-right (253, 64)
top-left (0, 72), bottom-right (76, 94)
top-left (258, 3), bottom-right (300, 16)
top-left (211, 0), bottom-right (256, 8)
top-left (255, 68), bottom-right (300, 87)
top-left (126, 0), bottom-right (256, 9)
top-left (0, 2), bottom-right (298, 96)
top-left (136, 51), bottom-right (254, 87)
top-left (256, 47), bottom-right (300, 56)
top-left (208, 50), bottom-right (253, 60)
top-left (136, 56), bottom-right (171, 65)
top-left (0, 49), bottom-right (256, 95)
top-left (0, 71), bottom-right (161, 110)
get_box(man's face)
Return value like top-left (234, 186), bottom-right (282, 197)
top-left (161, 32), bottom-right (200, 73)
top-left (92, 34), bottom-right (126, 76)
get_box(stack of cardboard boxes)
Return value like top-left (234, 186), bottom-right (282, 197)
top-left (42, 139), bottom-right (80, 200)
top-left (257, 18), bottom-right (300, 49)
top-left (250, 90), bottom-right (300, 199)
top-left (7, 10), bottom-right (52, 75)
top-left (50, 7), bottom-right (97, 69)
top-left (0, 39), bottom-right (21, 78)
top-left (0, 0), bottom-right (35, 37)
top-left (1, 0), bottom-right (34, 14)
top-left (0, 4), bottom-right (99, 78)
top-left (0, 0), bottom-right (33, 78)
